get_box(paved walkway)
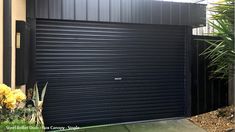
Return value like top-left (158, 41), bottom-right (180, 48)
top-left (67, 119), bottom-right (206, 132)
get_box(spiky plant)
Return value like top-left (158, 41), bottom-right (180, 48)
top-left (29, 82), bottom-right (48, 127)
top-left (201, 0), bottom-right (234, 79)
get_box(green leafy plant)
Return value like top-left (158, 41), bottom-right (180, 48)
top-left (201, 0), bottom-right (234, 79)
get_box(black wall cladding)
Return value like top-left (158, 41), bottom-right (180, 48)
top-left (35, 19), bottom-right (189, 126)
top-left (36, 0), bottom-right (206, 27)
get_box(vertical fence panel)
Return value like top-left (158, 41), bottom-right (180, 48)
top-left (191, 36), bottom-right (228, 116)
top-left (191, 38), bottom-right (198, 115)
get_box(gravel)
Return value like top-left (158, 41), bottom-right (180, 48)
top-left (189, 105), bottom-right (235, 132)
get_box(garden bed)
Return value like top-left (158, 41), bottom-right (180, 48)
top-left (189, 105), bottom-right (235, 132)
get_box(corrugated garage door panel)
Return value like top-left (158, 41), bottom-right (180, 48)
top-left (36, 19), bottom-right (186, 126)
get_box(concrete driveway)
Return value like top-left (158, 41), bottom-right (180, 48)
top-left (66, 119), bottom-right (206, 132)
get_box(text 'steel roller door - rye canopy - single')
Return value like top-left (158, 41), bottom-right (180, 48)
top-left (35, 19), bottom-right (188, 126)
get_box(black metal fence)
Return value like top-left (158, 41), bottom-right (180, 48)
top-left (191, 35), bottom-right (228, 116)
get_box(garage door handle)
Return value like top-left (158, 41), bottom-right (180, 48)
top-left (114, 77), bottom-right (122, 81)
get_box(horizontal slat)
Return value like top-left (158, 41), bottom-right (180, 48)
top-left (44, 94), bottom-right (185, 106)
top-left (36, 20), bottom-right (186, 30)
top-left (45, 102), bottom-right (184, 115)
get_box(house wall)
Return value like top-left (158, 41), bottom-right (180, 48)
top-left (36, 0), bottom-right (206, 27)
top-left (11, 0), bottom-right (26, 88)
top-left (0, 0), bottom-right (3, 84)
top-left (0, 0), bottom-right (3, 83)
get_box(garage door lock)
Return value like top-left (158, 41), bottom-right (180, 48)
top-left (114, 77), bottom-right (122, 81)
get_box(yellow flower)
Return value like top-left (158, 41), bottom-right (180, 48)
top-left (5, 102), bottom-right (16, 110)
top-left (12, 89), bottom-right (26, 102)
top-left (0, 84), bottom-right (26, 110)
top-left (4, 92), bottom-right (17, 110)
top-left (0, 84), bottom-right (11, 96)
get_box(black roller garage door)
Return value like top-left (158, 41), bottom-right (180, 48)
top-left (35, 19), bottom-right (188, 126)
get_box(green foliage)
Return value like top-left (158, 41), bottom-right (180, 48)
top-left (0, 120), bottom-right (43, 132)
top-left (201, 0), bottom-right (234, 79)
top-left (209, 0), bottom-right (234, 25)
top-left (0, 108), bottom-right (25, 122)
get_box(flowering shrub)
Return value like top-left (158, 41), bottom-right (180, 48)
top-left (0, 84), bottom-right (26, 122)
top-left (0, 84), bottom-right (45, 131)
